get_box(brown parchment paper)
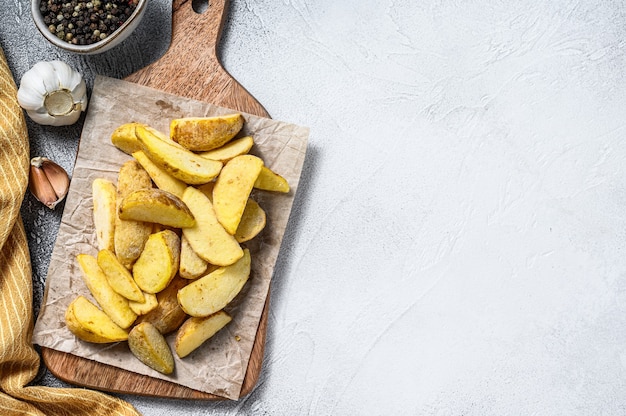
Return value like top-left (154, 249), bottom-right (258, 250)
top-left (32, 75), bottom-right (309, 400)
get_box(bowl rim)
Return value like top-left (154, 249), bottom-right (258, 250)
top-left (31, 0), bottom-right (147, 54)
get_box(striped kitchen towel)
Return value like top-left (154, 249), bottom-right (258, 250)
top-left (0, 47), bottom-right (141, 415)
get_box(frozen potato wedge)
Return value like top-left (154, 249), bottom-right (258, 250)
top-left (197, 136), bottom-right (254, 163)
top-left (177, 249), bottom-right (251, 317)
top-left (136, 275), bottom-right (189, 335)
top-left (179, 235), bottom-right (209, 279)
top-left (129, 292), bottom-right (158, 315)
top-left (181, 186), bottom-right (243, 267)
top-left (254, 165), bottom-right (290, 193)
top-left (128, 322), bottom-right (175, 375)
top-left (213, 155), bottom-right (264, 234)
top-left (133, 230), bottom-right (181, 294)
top-left (92, 178), bottom-right (116, 252)
top-left (170, 113), bottom-right (244, 152)
top-left (115, 160), bottom-right (153, 269)
top-left (77, 254), bottom-right (137, 329)
top-left (97, 249), bottom-right (144, 303)
top-left (235, 199), bottom-right (266, 243)
top-left (118, 188), bottom-right (195, 228)
top-left (132, 150), bottom-right (187, 198)
top-left (175, 311), bottom-right (232, 358)
top-left (111, 122), bottom-right (144, 155)
top-left (135, 124), bottom-right (223, 185)
top-left (65, 296), bottom-right (129, 343)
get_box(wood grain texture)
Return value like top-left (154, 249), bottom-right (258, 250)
top-left (41, 0), bottom-right (270, 400)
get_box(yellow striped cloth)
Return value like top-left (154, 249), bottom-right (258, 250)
top-left (0, 49), bottom-right (141, 415)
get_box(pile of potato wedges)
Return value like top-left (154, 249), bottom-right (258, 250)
top-left (64, 114), bottom-right (288, 375)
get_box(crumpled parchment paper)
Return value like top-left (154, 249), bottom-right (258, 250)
top-left (32, 75), bottom-right (309, 400)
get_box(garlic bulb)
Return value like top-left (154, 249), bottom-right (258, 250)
top-left (17, 61), bottom-right (88, 126)
top-left (29, 157), bottom-right (70, 209)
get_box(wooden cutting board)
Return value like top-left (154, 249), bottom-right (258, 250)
top-left (41, 0), bottom-right (270, 400)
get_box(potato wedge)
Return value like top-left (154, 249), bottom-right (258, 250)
top-left (115, 160), bottom-right (153, 269)
top-left (111, 122), bottom-right (144, 155)
top-left (119, 189), bottom-right (195, 228)
top-left (136, 275), bottom-right (189, 335)
top-left (65, 296), bottom-right (129, 343)
top-left (92, 178), bottom-right (116, 252)
top-left (235, 199), bottom-right (266, 243)
top-left (133, 230), bottom-right (181, 294)
top-left (116, 159), bottom-right (153, 198)
top-left (170, 113), bottom-right (244, 152)
top-left (132, 150), bottom-right (187, 198)
top-left (177, 249), bottom-right (251, 317)
top-left (128, 322), bottom-right (175, 375)
top-left (175, 311), bottom-right (232, 358)
top-left (181, 186), bottom-right (243, 267)
top-left (254, 165), bottom-right (290, 193)
top-left (97, 249), bottom-right (144, 303)
top-left (135, 124), bottom-right (223, 185)
top-left (213, 155), bottom-right (264, 234)
top-left (197, 136), bottom-right (254, 163)
top-left (179, 235), bottom-right (208, 279)
top-left (129, 292), bottom-right (158, 315)
top-left (76, 254), bottom-right (137, 329)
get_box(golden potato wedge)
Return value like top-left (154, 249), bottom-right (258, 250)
top-left (254, 165), bottom-right (290, 193)
top-left (177, 249), bottom-right (251, 317)
top-left (132, 150), bottom-right (186, 198)
top-left (128, 322), bottom-right (175, 375)
top-left (175, 311), bottom-right (232, 358)
top-left (133, 230), bottom-right (181, 294)
top-left (136, 275), bottom-right (189, 335)
top-left (118, 189), bottom-right (195, 228)
top-left (65, 296), bottom-right (129, 343)
top-left (92, 178), bottom-right (116, 252)
top-left (179, 235), bottom-right (208, 279)
top-left (115, 160), bottom-right (153, 269)
top-left (129, 292), bottom-right (158, 315)
top-left (235, 199), bottom-right (266, 243)
top-left (116, 160), bottom-right (153, 199)
top-left (76, 254), bottom-right (137, 329)
top-left (197, 136), bottom-right (254, 163)
top-left (170, 113), bottom-right (244, 152)
top-left (111, 122), bottom-right (144, 155)
top-left (97, 249), bottom-right (144, 303)
top-left (213, 155), bottom-right (264, 234)
top-left (181, 186), bottom-right (243, 267)
top-left (135, 124), bottom-right (223, 185)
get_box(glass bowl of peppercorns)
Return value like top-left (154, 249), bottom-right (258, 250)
top-left (32, 0), bottom-right (147, 54)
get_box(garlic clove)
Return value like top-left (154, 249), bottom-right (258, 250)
top-left (29, 157), bottom-right (70, 209)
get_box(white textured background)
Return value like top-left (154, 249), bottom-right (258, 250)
top-left (4, 0), bottom-right (626, 415)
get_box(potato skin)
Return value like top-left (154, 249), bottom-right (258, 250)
top-left (118, 188), bottom-right (195, 228)
top-left (136, 275), bottom-right (189, 335)
top-left (114, 160), bottom-right (153, 269)
top-left (111, 122), bottom-right (144, 155)
top-left (128, 322), bottom-right (175, 375)
top-left (170, 114), bottom-right (244, 152)
top-left (135, 124), bottom-right (223, 185)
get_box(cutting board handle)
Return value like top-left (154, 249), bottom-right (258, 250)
top-left (125, 0), bottom-right (269, 117)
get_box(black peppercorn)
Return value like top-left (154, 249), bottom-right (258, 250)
top-left (40, 0), bottom-right (138, 46)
